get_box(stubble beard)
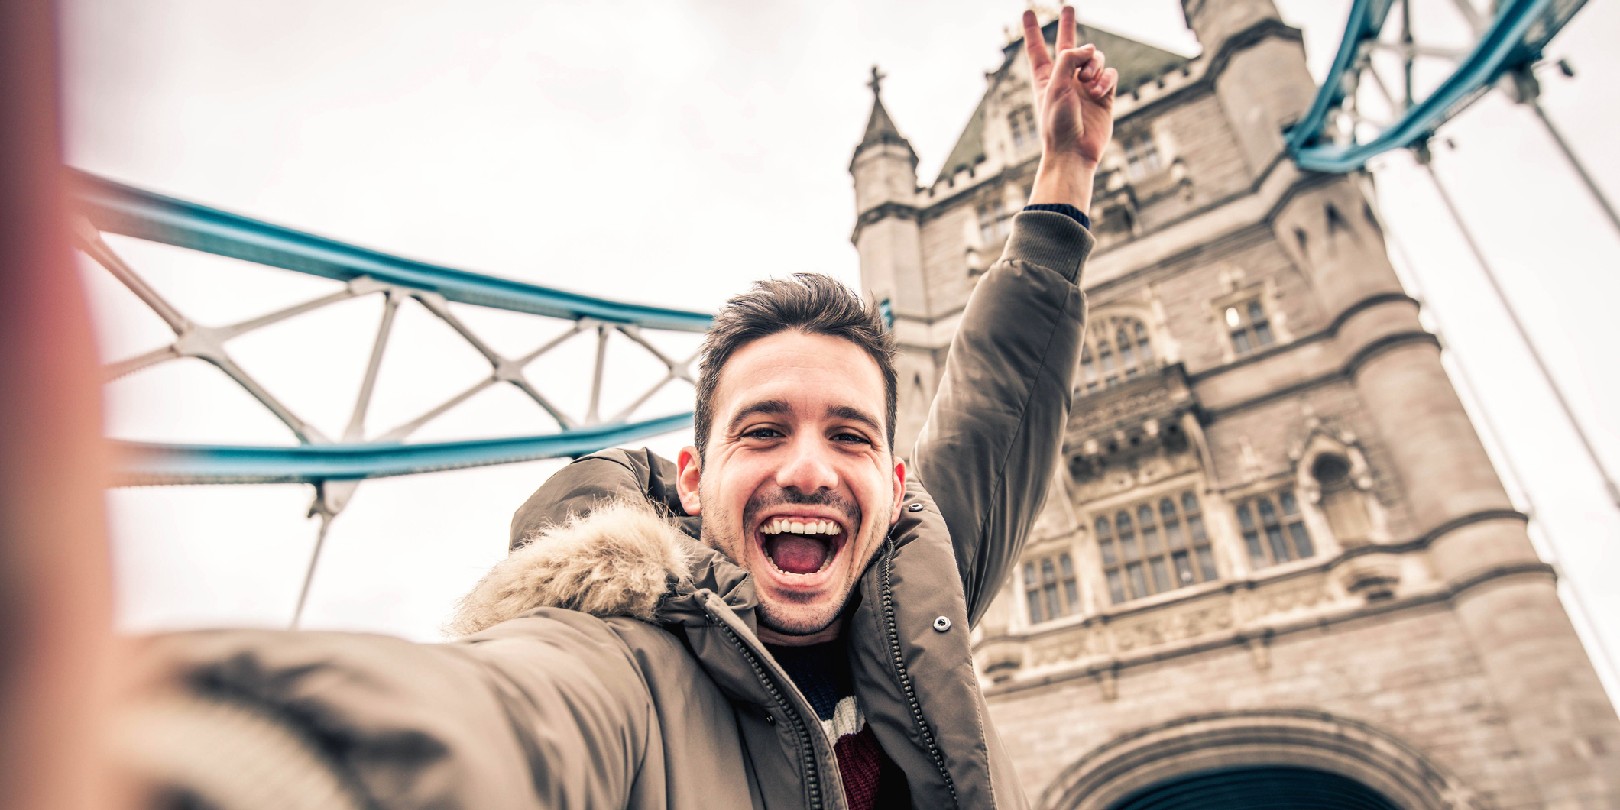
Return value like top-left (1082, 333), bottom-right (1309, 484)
top-left (701, 484), bottom-right (885, 639)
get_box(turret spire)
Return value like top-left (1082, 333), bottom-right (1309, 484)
top-left (855, 64), bottom-right (917, 160)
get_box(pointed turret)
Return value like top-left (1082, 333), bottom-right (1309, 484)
top-left (848, 66), bottom-right (929, 451)
top-left (849, 66), bottom-right (919, 216)
top-left (855, 74), bottom-right (918, 163)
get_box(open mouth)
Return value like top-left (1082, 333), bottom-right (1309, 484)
top-left (758, 516), bottom-right (847, 576)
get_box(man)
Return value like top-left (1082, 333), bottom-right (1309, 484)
top-left (118, 8), bottom-right (1116, 808)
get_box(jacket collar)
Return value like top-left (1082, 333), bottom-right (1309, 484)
top-left (451, 500), bottom-right (758, 636)
top-left (453, 481), bottom-right (1001, 809)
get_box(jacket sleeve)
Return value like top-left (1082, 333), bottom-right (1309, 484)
top-left (910, 210), bottom-right (1092, 626)
top-left (114, 613), bottom-right (657, 810)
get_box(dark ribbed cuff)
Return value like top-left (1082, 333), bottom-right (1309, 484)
top-left (1005, 210), bottom-right (1095, 283)
top-left (1023, 203), bottom-right (1091, 231)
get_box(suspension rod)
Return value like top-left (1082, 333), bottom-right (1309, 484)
top-left (1416, 145), bottom-right (1620, 510)
top-left (1526, 96), bottom-right (1620, 243)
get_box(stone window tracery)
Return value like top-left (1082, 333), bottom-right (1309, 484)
top-left (1097, 491), bottom-right (1218, 604)
top-left (1123, 133), bottom-right (1163, 180)
top-left (1223, 297), bottom-right (1275, 356)
top-left (977, 198), bottom-right (1010, 244)
top-left (1235, 488), bottom-right (1316, 569)
top-left (1008, 106), bottom-right (1037, 151)
top-left (1024, 552), bottom-right (1081, 624)
top-left (1079, 314), bottom-right (1158, 394)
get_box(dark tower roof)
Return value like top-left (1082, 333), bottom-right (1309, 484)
top-left (853, 65), bottom-right (919, 166)
top-left (861, 95), bottom-right (905, 148)
top-left (936, 19), bottom-right (1191, 183)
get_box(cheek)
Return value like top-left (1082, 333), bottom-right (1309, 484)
top-left (707, 463), bottom-right (760, 516)
top-left (859, 470), bottom-right (896, 517)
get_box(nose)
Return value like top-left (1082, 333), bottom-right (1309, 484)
top-left (774, 435), bottom-right (838, 495)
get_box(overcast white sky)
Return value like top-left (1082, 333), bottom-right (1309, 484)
top-left (62, 0), bottom-right (1620, 693)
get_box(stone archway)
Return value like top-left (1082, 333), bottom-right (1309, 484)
top-left (1038, 709), bottom-right (1479, 810)
top-left (1109, 765), bottom-right (1403, 809)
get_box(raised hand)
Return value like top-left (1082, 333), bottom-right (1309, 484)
top-left (1023, 6), bottom-right (1117, 210)
top-left (1025, 6), bottom-right (1118, 167)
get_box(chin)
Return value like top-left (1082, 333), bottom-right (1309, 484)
top-left (756, 595), bottom-right (845, 639)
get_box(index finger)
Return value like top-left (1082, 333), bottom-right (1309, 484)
top-left (1022, 10), bottom-right (1051, 75)
top-left (1056, 5), bottom-right (1075, 53)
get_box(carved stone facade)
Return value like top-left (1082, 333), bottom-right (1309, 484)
top-left (849, 2), bottom-right (1620, 808)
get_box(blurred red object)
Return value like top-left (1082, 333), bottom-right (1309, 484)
top-left (0, 1), bottom-right (124, 808)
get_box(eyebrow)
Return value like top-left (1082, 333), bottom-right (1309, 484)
top-left (827, 404), bottom-right (885, 440)
top-left (725, 399), bottom-right (790, 437)
top-left (724, 400), bottom-right (886, 443)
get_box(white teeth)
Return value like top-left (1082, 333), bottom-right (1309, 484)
top-left (759, 517), bottom-right (840, 536)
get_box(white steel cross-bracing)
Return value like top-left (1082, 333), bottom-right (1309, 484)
top-left (73, 172), bottom-right (710, 626)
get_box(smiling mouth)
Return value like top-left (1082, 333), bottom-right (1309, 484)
top-left (758, 517), bottom-right (847, 576)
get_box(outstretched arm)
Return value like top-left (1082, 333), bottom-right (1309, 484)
top-left (912, 6), bottom-right (1116, 624)
top-left (114, 617), bottom-right (658, 809)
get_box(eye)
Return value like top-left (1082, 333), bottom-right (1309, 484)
top-left (741, 427), bottom-right (784, 440)
top-left (832, 431), bottom-right (874, 446)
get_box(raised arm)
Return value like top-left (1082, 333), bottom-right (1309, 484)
top-left (911, 6), bottom-right (1117, 624)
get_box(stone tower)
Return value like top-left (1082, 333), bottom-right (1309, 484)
top-left (850, 4), bottom-right (1620, 808)
top-left (849, 66), bottom-right (936, 449)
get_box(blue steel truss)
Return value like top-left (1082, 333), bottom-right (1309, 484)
top-left (1287, 0), bottom-right (1587, 173)
top-left (72, 171), bottom-right (711, 490)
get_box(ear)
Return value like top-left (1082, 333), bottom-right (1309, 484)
top-left (676, 445), bottom-right (703, 515)
top-left (888, 457), bottom-right (907, 525)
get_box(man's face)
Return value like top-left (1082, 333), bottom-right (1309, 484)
top-left (676, 330), bottom-right (905, 646)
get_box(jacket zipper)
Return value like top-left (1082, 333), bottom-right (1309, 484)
top-left (880, 542), bottom-right (959, 806)
top-left (708, 609), bottom-right (827, 810)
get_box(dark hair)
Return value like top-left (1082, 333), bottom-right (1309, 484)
top-left (693, 273), bottom-right (897, 460)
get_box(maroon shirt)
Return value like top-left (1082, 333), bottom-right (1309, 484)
top-left (767, 641), bottom-right (910, 808)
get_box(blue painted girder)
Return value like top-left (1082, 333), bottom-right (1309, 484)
top-left (70, 169), bottom-right (714, 333)
top-left (1287, 0), bottom-right (1587, 173)
top-left (114, 412), bottom-right (695, 485)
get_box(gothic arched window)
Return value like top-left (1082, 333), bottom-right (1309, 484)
top-left (1096, 492), bottom-right (1219, 604)
top-left (1236, 487), bottom-right (1316, 569)
top-left (977, 200), bottom-right (1004, 244)
top-left (1134, 321), bottom-right (1154, 365)
top-left (1023, 552), bottom-right (1080, 624)
top-left (1079, 314), bottom-right (1159, 394)
top-left (1122, 133), bottom-right (1163, 180)
top-left (1008, 106), bottom-right (1037, 151)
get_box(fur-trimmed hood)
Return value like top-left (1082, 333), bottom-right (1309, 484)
top-left (449, 501), bottom-right (700, 636)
